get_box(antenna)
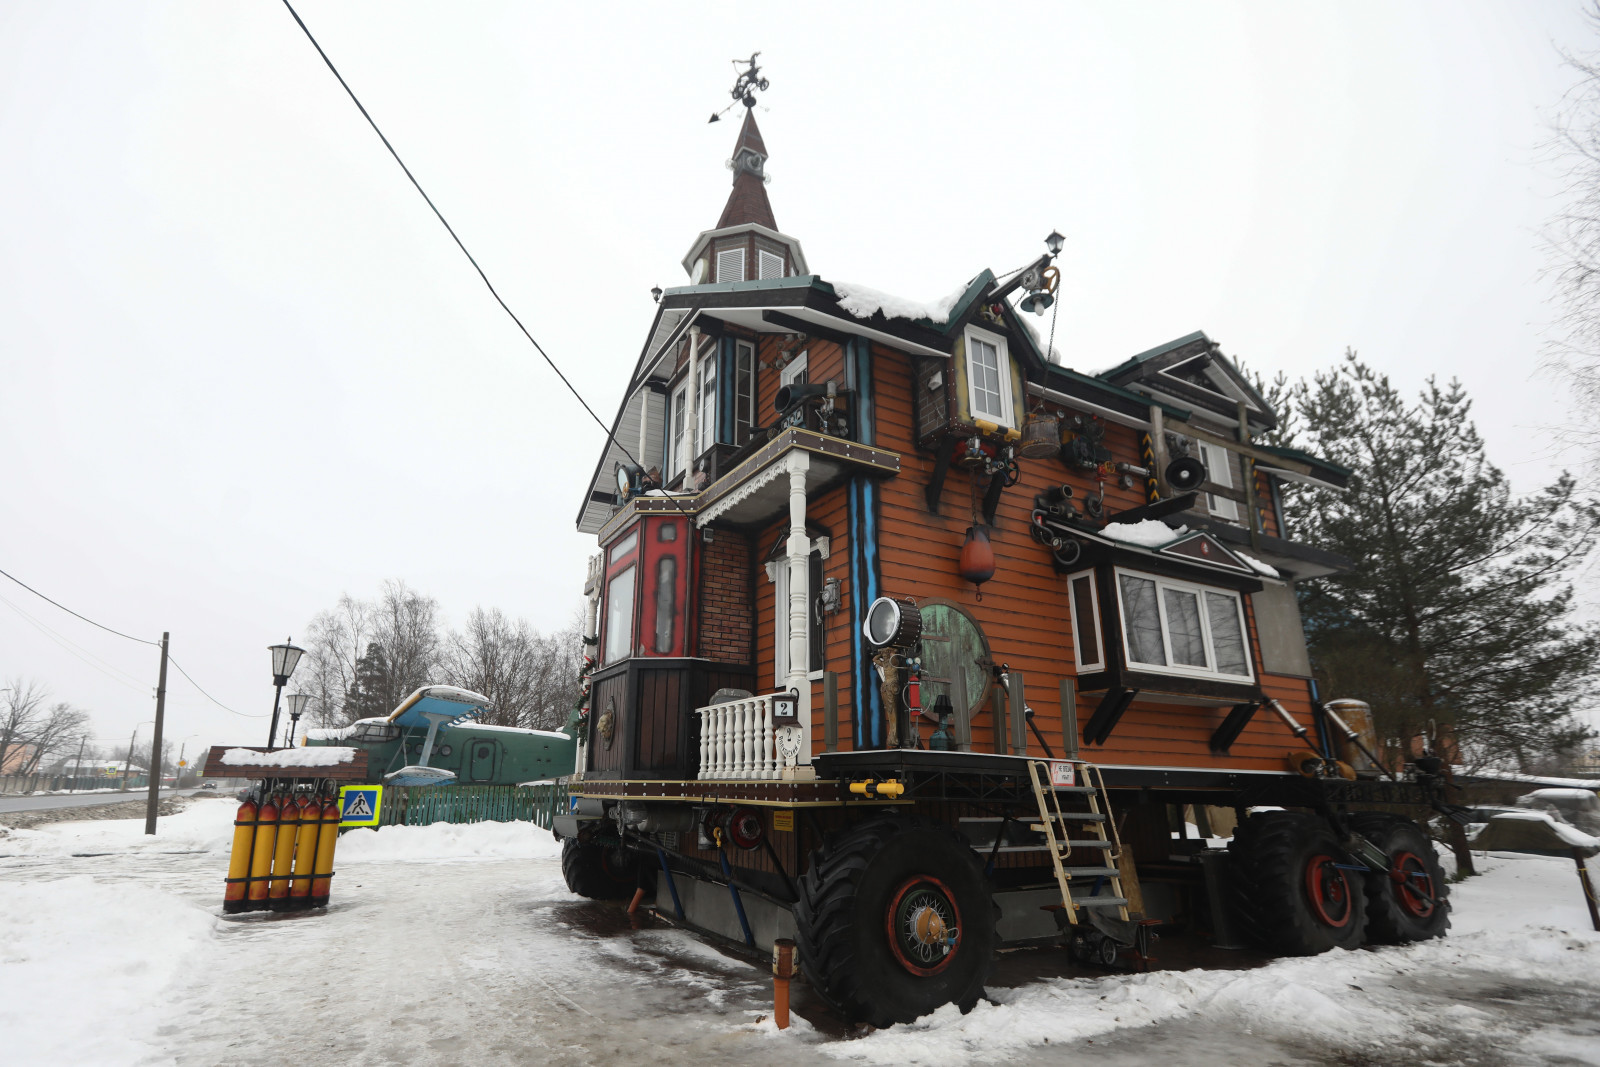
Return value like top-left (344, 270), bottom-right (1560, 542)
top-left (708, 52), bottom-right (770, 123)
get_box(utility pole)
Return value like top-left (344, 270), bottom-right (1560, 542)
top-left (144, 632), bottom-right (170, 835)
top-left (70, 735), bottom-right (86, 793)
top-left (120, 724), bottom-right (138, 791)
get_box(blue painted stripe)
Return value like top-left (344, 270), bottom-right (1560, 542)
top-left (861, 476), bottom-right (883, 748)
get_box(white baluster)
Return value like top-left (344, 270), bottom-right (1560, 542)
top-left (710, 706), bottom-right (724, 779)
top-left (699, 708), bottom-right (711, 779)
top-left (718, 705), bottom-right (732, 779)
top-left (760, 697), bottom-right (776, 779)
top-left (730, 701), bottom-right (745, 779)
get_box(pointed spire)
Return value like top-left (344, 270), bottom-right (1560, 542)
top-left (716, 110), bottom-right (777, 231)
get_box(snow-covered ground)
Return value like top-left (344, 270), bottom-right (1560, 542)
top-left (2, 799), bottom-right (1597, 1066)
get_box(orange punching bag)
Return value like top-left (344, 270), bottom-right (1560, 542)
top-left (268, 793), bottom-right (301, 910)
top-left (247, 793), bottom-right (280, 910)
top-left (289, 794), bottom-right (320, 910)
top-left (309, 795), bottom-right (340, 908)
top-left (223, 798), bottom-right (258, 914)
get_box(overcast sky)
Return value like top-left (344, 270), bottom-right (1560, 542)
top-left (2, 1), bottom-right (1594, 757)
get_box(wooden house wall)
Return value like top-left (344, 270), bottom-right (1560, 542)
top-left (859, 342), bottom-right (1313, 773)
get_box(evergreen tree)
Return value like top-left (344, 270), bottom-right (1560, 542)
top-left (1291, 353), bottom-right (1600, 770)
top-left (346, 642), bottom-right (391, 722)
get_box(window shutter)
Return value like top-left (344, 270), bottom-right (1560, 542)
top-left (716, 248), bottom-right (745, 283)
top-left (758, 250), bottom-right (784, 280)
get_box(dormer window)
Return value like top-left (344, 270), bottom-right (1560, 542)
top-left (758, 249), bottom-right (785, 280)
top-left (964, 326), bottom-right (1015, 428)
top-left (717, 247), bottom-right (745, 283)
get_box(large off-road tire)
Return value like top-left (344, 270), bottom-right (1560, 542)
top-left (794, 814), bottom-right (997, 1028)
top-left (561, 838), bottom-right (644, 900)
top-left (1230, 811), bottom-right (1366, 955)
top-left (1348, 813), bottom-right (1451, 945)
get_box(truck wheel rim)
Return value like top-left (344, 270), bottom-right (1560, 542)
top-left (886, 875), bottom-right (961, 975)
top-left (1390, 851), bottom-right (1435, 918)
top-left (1304, 853), bottom-right (1353, 928)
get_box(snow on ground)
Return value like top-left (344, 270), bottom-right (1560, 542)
top-left (3, 800), bottom-right (1598, 1066)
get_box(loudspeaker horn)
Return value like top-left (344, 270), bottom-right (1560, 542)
top-left (1165, 456), bottom-right (1207, 492)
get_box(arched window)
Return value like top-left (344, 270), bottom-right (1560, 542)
top-left (917, 602), bottom-right (989, 715)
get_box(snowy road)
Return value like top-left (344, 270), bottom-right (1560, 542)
top-left (3, 800), bottom-right (1598, 1066)
top-left (0, 787), bottom-right (198, 814)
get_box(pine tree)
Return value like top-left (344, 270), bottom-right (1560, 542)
top-left (347, 642), bottom-right (391, 722)
top-left (1291, 353), bottom-right (1600, 770)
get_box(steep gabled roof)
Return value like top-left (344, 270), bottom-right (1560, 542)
top-left (716, 110), bottom-right (777, 230)
top-left (1096, 330), bottom-right (1279, 431)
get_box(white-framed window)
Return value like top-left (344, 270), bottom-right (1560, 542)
top-left (963, 327), bottom-right (1015, 427)
top-left (717, 247), bottom-right (746, 284)
top-left (1197, 440), bottom-right (1240, 522)
top-left (774, 548), bottom-right (825, 684)
top-left (758, 249), bottom-right (785, 280)
top-left (1114, 567), bottom-right (1253, 681)
top-left (781, 349), bottom-right (809, 389)
top-left (734, 340), bottom-right (757, 444)
top-left (668, 381), bottom-right (689, 479)
top-left (696, 350), bottom-right (717, 456)
top-left (1066, 569), bottom-right (1105, 672)
top-left (603, 564), bottom-right (636, 664)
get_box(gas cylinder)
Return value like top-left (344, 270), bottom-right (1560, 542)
top-left (223, 797), bottom-right (258, 914)
top-left (289, 793), bottom-right (321, 909)
top-left (268, 793), bottom-right (301, 910)
top-left (309, 795), bottom-right (340, 908)
top-left (246, 794), bottom-right (280, 910)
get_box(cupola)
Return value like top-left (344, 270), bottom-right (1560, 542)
top-left (682, 109), bottom-right (808, 284)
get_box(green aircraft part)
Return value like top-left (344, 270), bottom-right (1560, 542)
top-left (306, 717), bottom-right (576, 786)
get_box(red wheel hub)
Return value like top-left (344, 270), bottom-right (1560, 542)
top-left (1389, 851), bottom-right (1435, 918)
top-left (885, 875), bottom-right (962, 976)
top-left (1304, 853), bottom-right (1354, 928)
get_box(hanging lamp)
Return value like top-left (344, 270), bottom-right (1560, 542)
top-left (959, 524), bottom-right (996, 596)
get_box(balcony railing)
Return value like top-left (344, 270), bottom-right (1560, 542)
top-left (698, 693), bottom-right (780, 780)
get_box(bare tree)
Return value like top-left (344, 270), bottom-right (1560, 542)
top-left (525, 616), bottom-right (587, 732)
top-left (441, 607), bottom-right (540, 727)
top-left (370, 580), bottom-right (440, 715)
top-left (300, 594), bottom-right (375, 727)
top-left (1544, 4), bottom-right (1600, 473)
top-left (16, 702), bottom-right (90, 776)
top-left (0, 678), bottom-right (49, 773)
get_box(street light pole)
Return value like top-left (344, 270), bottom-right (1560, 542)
top-left (266, 638), bottom-right (306, 751)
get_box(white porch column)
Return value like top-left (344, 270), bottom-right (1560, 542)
top-left (683, 328), bottom-right (701, 478)
top-left (784, 452), bottom-right (813, 765)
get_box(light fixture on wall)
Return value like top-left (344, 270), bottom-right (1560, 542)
top-left (1045, 230), bottom-right (1065, 256)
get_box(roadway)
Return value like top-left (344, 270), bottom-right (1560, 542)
top-left (0, 787), bottom-right (201, 814)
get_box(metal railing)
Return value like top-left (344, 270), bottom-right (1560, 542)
top-left (698, 693), bottom-right (780, 780)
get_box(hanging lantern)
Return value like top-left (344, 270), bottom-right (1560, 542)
top-left (1019, 413), bottom-right (1060, 458)
top-left (959, 525), bottom-right (997, 590)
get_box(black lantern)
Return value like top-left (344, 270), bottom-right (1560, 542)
top-left (1045, 230), bottom-right (1066, 256)
top-left (283, 693), bottom-right (312, 747)
top-left (266, 638), bottom-right (305, 749)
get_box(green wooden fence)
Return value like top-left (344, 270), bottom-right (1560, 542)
top-left (378, 781), bottom-right (569, 829)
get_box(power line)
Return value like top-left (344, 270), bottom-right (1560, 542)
top-left (0, 564), bottom-right (260, 718)
top-left (279, 0), bottom-right (622, 452)
top-left (0, 566), bottom-right (159, 647)
top-left (167, 655), bottom-right (266, 719)
top-left (0, 590), bottom-right (151, 693)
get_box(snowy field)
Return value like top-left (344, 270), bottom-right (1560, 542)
top-left (2, 799), bottom-right (1597, 1066)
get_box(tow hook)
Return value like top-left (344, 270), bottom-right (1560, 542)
top-left (848, 779), bottom-right (906, 798)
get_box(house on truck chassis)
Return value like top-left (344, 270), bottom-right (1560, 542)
top-left (552, 110), bottom-right (1457, 1028)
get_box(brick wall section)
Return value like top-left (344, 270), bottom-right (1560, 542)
top-left (698, 532), bottom-right (754, 664)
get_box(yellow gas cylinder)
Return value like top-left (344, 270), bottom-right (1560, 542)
top-left (268, 793), bottom-right (302, 909)
top-left (247, 794), bottom-right (280, 910)
top-left (223, 798), bottom-right (258, 914)
top-left (289, 794), bottom-right (321, 909)
top-left (309, 796), bottom-right (340, 908)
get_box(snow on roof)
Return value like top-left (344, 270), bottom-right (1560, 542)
top-left (305, 717), bottom-right (390, 742)
top-left (219, 746), bottom-right (355, 768)
top-left (1237, 551), bottom-right (1281, 578)
top-left (831, 279), bottom-right (969, 325)
top-left (1101, 519), bottom-right (1184, 548)
top-left (455, 723), bottom-right (572, 741)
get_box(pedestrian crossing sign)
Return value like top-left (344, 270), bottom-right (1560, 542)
top-left (338, 784), bottom-right (383, 827)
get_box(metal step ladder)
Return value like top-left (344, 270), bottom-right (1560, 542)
top-left (1026, 760), bottom-right (1129, 925)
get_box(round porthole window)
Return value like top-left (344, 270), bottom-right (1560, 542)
top-left (437, 745), bottom-right (452, 758)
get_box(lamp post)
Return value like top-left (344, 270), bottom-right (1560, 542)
top-left (266, 638), bottom-right (306, 750)
top-left (282, 694), bottom-right (311, 748)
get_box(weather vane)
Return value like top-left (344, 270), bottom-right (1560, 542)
top-left (708, 53), bottom-right (769, 123)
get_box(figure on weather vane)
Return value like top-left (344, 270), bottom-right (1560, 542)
top-left (708, 52), bottom-right (769, 123)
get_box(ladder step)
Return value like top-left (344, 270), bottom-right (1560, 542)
top-left (1049, 785), bottom-right (1098, 794)
top-left (1036, 811), bottom-right (1107, 822)
top-left (1071, 895), bottom-right (1129, 907)
top-left (1063, 839), bottom-right (1113, 849)
top-left (1059, 867), bottom-right (1120, 878)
